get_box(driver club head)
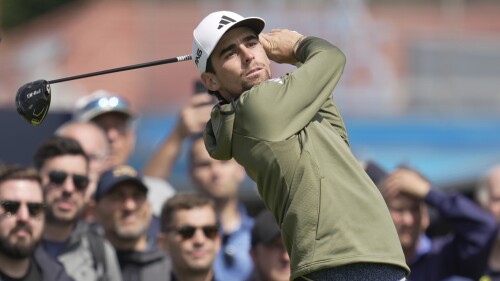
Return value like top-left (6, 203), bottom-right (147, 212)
top-left (15, 80), bottom-right (52, 126)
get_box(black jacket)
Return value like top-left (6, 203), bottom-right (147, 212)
top-left (0, 247), bottom-right (74, 281)
top-left (35, 247), bottom-right (75, 281)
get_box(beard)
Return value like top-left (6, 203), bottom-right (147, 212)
top-left (111, 217), bottom-right (149, 243)
top-left (0, 225), bottom-right (39, 259)
top-left (113, 225), bottom-right (145, 242)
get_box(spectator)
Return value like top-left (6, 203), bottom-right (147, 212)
top-left (33, 136), bottom-right (122, 281)
top-left (379, 167), bottom-right (497, 281)
top-left (0, 163), bottom-right (73, 281)
top-left (73, 90), bottom-right (135, 168)
top-left (476, 165), bottom-right (500, 280)
top-left (143, 88), bottom-right (215, 180)
top-left (93, 165), bottom-right (170, 281)
top-left (247, 210), bottom-right (290, 281)
top-left (157, 193), bottom-right (220, 281)
top-left (56, 121), bottom-right (109, 223)
top-left (144, 93), bottom-right (254, 280)
top-left (189, 134), bottom-right (254, 280)
top-left (74, 90), bottom-right (175, 217)
top-left (56, 120), bottom-right (109, 201)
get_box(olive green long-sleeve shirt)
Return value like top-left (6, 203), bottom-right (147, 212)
top-left (204, 36), bottom-right (409, 280)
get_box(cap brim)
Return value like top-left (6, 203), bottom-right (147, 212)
top-left (95, 178), bottom-right (148, 202)
top-left (76, 109), bottom-right (133, 122)
top-left (229, 17), bottom-right (265, 35)
top-left (110, 178), bottom-right (148, 193)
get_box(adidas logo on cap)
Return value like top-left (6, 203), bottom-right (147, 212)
top-left (218, 15), bottom-right (236, 29)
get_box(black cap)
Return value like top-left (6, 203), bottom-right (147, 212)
top-left (251, 210), bottom-right (281, 247)
top-left (94, 165), bottom-right (147, 202)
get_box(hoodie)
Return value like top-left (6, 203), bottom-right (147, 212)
top-left (204, 36), bottom-right (410, 280)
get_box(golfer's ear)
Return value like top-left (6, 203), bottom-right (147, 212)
top-left (201, 73), bottom-right (219, 92)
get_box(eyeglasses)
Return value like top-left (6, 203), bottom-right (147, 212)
top-left (0, 200), bottom-right (46, 218)
top-left (167, 225), bottom-right (219, 240)
top-left (48, 171), bottom-right (89, 191)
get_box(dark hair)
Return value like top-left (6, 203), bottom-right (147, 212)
top-left (363, 160), bottom-right (387, 187)
top-left (33, 135), bottom-right (89, 170)
top-left (0, 162), bottom-right (42, 187)
top-left (160, 192), bottom-right (215, 232)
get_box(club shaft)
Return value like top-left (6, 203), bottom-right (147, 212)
top-left (48, 55), bottom-right (192, 84)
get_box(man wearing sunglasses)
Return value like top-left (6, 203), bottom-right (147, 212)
top-left (93, 165), bottom-right (170, 281)
top-left (56, 121), bottom-right (110, 203)
top-left (145, 110), bottom-right (254, 281)
top-left (158, 193), bottom-right (221, 281)
top-left (0, 163), bottom-right (73, 281)
top-left (33, 136), bottom-right (122, 281)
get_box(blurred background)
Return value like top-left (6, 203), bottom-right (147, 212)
top-left (1, 0), bottom-right (500, 200)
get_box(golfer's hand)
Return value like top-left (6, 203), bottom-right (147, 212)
top-left (382, 168), bottom-right (431, 200)
top-left (260, 29), bottom-right (305, 65)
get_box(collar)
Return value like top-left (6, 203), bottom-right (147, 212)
top-left (236, 203), bottom-right (254, 230)
top-left (170, 272), bottom-right (216, 281)
top-left (410, 233), bottom-right (431, 264)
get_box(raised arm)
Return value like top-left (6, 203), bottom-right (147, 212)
top-left (384, 168), bottom-right (498, 279)
top-left (143, 93), bottom-right (214, 179)
top-left (239, 30), bottom-right (346, 141)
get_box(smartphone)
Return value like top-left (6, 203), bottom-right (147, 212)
top-left (193, 80), bottom-right (207, 95)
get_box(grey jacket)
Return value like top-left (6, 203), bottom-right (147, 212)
top-left (116, 248), bottom-right (170, 281)
top-left (49, 221), bottom-right (122, 281)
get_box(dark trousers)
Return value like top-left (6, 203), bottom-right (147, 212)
top-left (296, 263), bottom-right (407, 281)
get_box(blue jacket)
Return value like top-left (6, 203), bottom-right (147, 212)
top-left (213, 204), bottom-right (254, 281)
top-left (409, 189), bottom-right (498, 281)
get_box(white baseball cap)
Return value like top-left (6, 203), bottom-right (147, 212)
top-left (73, 90), bottom-right (134, 121)
top-left (192, 11), bottom-right (265, 73)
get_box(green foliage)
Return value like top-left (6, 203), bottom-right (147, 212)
top-left (1, 0), bottom-right (78, 30)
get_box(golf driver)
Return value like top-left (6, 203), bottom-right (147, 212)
top-left (15, 54), bottom-right (192, 126)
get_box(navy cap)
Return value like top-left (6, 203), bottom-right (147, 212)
top-left (94, 165), bottom-right (147, 201)
top-left (251, 210), bottom-right (281, 247)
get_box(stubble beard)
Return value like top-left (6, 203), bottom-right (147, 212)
top-left (112, 222), bottom-right (147, 243)
top-left (45, 206), bottom-right (80, 227)
top-left (242, 70), bottom-right (271, 92)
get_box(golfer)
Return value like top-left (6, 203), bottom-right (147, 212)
top-left (193, 10), bottom-right (410, 281)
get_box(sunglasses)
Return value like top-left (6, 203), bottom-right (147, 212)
top-left (168, 225), bottom-right (219, 240)
top-left (0, 200), bottom-right (46, 218)
top-left (48, 171), bottom-right (89, 191)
